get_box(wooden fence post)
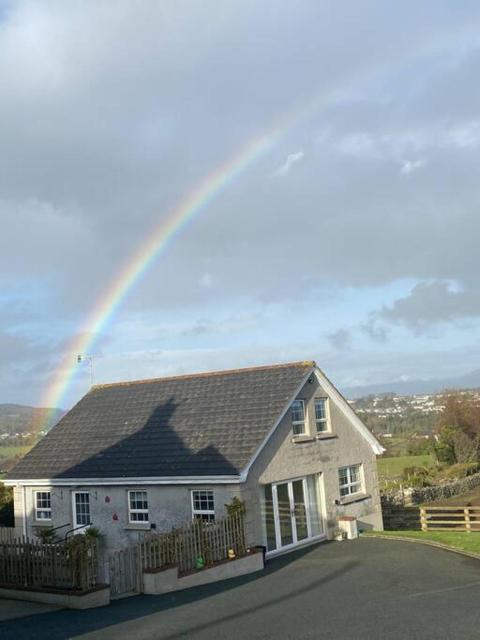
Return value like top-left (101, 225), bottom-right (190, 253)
top-left (420, 507), bottom-right (428, 532)
top-left (464, 507), bottom-right (471, 532)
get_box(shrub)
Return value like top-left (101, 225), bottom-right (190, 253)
top-left (402, 466), bottom-right (433, 488)
top-left (34, 526), bottom-right (58, 544)
top-left (224, 496), bottom-right (246, 517)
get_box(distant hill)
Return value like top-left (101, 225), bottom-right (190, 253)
top-left (0, 404), bottom-right (65, 437)
top-left (0, 404), bottom-right (65, 474)
top-left (342, 369), bottom-right (480, 399)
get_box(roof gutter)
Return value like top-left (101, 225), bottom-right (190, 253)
top-left (4, 475), bottom-right (243, 487)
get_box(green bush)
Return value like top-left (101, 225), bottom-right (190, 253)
top-left (402, 465), bottom-right (433, 487)
top-left (34, 526), bottom-right (58, 544)
top-left (224, 496), bottom-right (246, 517)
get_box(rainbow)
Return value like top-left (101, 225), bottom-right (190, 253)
top-left (40, 91), bottom-right (334, 421)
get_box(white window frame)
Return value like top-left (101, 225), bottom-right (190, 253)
top-left (338, 464), bottom-right (363, 498)
top-left (128, 490), bottom-right (149, 523)
top-left (72, 491), bottom-right (91, 531)
top-left (34, 490), bottom-right (52, 521)
top-left (191, 490), bottom-right (215, 523)
top-left (314, 397), bottom-right (330, 433)
top-left (291, 399), bottom-right (306, 436)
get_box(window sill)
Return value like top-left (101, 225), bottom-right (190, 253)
top-left (291, 435), bottom-right (316, 443)
top-left (315, 433), bottom-right (337, 441)
top-left (125, 523), bottom-right (151, 531)
top-left (340, 493), bottom-right (371, 506)
top-left (33, 520), bottom-right (53, 527)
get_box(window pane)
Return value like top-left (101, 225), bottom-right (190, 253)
top-left (315, 399), bottom-right (326, 421)
top-left (291, 400), bottom-right (305, 422)
top-left (75, 493), bottom-right (91, 526)
top-left (194, 513), bottom-right (215, 523)
top-left (192, 490), bottom-right (215, 522)
top-left (36, 492), bottom-right (51, 509)
top-left (338, 465), bottom-right (362, 497)
top-left (131, 511), bottom-right (149, 522)
top-left (130, 491), bottom-right (148, 510)
top-left (292, 422), bottom-right (305, 436)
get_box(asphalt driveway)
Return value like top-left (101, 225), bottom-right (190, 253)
top-left (2, 537), bottom-right (480, 639)
top-left (0, 599), bottom-right (62, 622)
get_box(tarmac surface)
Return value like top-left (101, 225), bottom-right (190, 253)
top-left (1, 537), bottom-right (480, 639)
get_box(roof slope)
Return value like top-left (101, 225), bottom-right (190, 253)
top-left (7, 361), bottom-right (315, 480)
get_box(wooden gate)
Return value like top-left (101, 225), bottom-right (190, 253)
top-left (108, 545), bottom-right (142, 598)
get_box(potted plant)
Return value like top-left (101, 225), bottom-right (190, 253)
top-left (333, 528), bottom-right (346, 541)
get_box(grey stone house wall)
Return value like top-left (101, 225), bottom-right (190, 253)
top-left (241, 376), bottom-right (383, 546)
top-left (15, 483), bottom-right (241, 551)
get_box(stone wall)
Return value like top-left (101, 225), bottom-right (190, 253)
top-left (411, 470), bottom-right (480, 504)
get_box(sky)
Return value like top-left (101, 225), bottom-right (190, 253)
top-left (1, 0), bottom-right (480, 409)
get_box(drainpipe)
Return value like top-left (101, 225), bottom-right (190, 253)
top-left (22, 486), bottom-right (27, 537)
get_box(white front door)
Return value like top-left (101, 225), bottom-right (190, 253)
top-left (72, 491), bottom-right (91, 531)
top-left (271, 478), bottom-right (311, 550)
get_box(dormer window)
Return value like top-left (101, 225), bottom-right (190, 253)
top-left (291, 399), bottom-right (306, 435)
top-left (314, 398), bottom-right (329, 433)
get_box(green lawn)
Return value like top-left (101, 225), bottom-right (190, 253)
top-left (365, 530), bottom-right (480, 555)
top-left (377, 454), bottom-right (434, 479)
top-left (0, 445), bottom-right (32, 459)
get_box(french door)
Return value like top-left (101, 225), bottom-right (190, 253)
top-left (269, 478), bottom-right (311, 551)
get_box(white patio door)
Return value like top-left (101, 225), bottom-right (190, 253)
top-left (272, 478), bottom-right (311, 550)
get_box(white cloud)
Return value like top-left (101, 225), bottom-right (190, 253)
top-left (274, 150), bottom-right (305, 176)
top-left (199, 273), bottom-right (213, 289)
top-left (400, 159), bottom-right (426, 175)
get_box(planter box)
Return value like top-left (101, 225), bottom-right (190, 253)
top-left (143, 551), bottom-right (264, 595)
top-left (0, 585), bottom-right (110, 609)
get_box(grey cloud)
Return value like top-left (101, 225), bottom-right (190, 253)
top-left (327, 329), bottom-right (351, 350)
top-left (361, 318), bottom-right (389, 343)
top-left (376, 281), bottom-right (480, 331)
top-left (2, 1), bottom-right (480, 404)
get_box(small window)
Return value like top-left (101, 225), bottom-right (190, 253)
top-left (128, 491), bottom-right (149, 523)
top-left (338, 465), bottom-right (363, 498)
top-left (35, 491), bottom-right (51, 521)
top-left (291, 399), bottom-right (306, 436)
top-left (191, 490), bottom-right (215, 523)
top-left (314, 398), bottom-right (329, 433)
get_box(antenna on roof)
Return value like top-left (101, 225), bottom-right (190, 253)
top-left (77, 354), bottom-right (95, 387)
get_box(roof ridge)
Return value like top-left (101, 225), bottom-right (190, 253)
top-left (91, 360), bottom-right (316, 390)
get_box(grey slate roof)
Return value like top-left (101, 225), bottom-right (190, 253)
top-left (7, 361), bottom-right (315, 480)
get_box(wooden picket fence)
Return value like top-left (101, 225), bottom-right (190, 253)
top-left (420, 506), bottom-right (480, 532)
top-left (108, 545), bottom-right (141, 597)
top-left (108, 512), bottom-right (246, 597)
top-left (0, 527), bottom-right (16, 543)
top-left (0, 535), bottom-right (98, 591)
top-left (140, 511), bottom-right (246, 575)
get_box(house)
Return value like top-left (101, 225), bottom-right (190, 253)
top-left (5, 361), bottom-right (384, 556)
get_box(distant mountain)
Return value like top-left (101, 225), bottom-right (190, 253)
top-left (342, 369), bottom-right (480, 399)
top-left (0, 404), bottom-right (65, 436)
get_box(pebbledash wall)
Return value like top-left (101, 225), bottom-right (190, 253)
top-left (13, 373), bottom-right (383, 552)
top-left (14, 484), bottom-right (241, 551)
top-left (241, 374), bottom-right (383, 547)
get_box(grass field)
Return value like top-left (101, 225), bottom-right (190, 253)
top-left (0, 445), bottom-right (33, 459)
top-left (377, 454), bottom-right (434, 479)
top-left (365, 530), bottom-right (480, 555)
